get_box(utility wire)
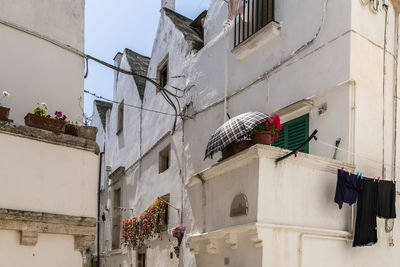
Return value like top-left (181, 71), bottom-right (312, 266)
top-left (84, 89), bottom-right (181, 117)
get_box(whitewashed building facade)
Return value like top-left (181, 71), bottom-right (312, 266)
top-left (93, 0), bottom-right (400, 266)
top-left (0, 1), bottom-right (98, 266)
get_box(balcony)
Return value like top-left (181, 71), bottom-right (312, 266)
top-left (233, 0), bottom-right (275, 47)
top-left (186, 145), bottom-right (357, 267)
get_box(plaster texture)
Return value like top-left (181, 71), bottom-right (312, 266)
top-left (0, 0), bottom-right (84, 124)
top-left (0, 1), bottom-right (95, 266)
top-left (93, 0), bottom-right (400, 266)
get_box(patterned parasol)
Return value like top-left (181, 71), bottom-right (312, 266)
top-left (204, 112), bottom-right (269, 159)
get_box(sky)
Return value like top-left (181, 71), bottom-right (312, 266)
top-left (84, 0), bottom-right (210, 117)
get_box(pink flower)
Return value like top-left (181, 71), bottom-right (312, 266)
top-left (274, 133), bottom-right (279, 140)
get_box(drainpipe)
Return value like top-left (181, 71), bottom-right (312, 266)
top-left (224, 25), bottom-right (230, 122)
top-left (97, 151), bottom-right (104, 267)
top-left (390, 8), bottom-right (399, 247)
top-left (382, 3), bottom-right (389, 180)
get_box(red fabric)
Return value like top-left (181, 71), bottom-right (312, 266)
top-left (228, 0), bottom-right (243, 20)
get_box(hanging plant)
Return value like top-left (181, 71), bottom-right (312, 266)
top-left (122, 199), bottom-right (167, 249)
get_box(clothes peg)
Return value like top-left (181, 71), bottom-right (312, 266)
top-left (378, 177), bottom-right (381, 183)
top-left (374, 176), bottom-right (377, 182)
top-left (356, 172), bottom-right (360, 179)
top-left (341, 167), bottom-right (344, 174)
top-left (360, 172), bottom-right (363, 179)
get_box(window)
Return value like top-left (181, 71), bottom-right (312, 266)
top-left (273, 114), bottom-right (310, 153)
top-left (159, 145), bottom-right (170, 173)
top-left (157, 56), bottom-right (169, 91)
top-left (112, 188), bottom-right (121, 250)
top-left (137, 249), bottom-right (146, 267)
top-left (117, 100), bottom-right (124, 135)
top-left (159, 194), bottom-right (170, 230)
top-left (234, 0), bottom-right (275, 47)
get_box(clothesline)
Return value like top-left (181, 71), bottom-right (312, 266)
top-left (315, 139), bottom-right (398, 181)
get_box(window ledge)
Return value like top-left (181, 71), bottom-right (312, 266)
top-left (231, 21), bottom-right (280, 60)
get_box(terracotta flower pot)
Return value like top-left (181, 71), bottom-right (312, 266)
top-left (234, 140), bottom-right (252, 153)
top-left (65, 124), bottom-right (78, 136)
top-left (251, 131), bottom-right (274, 145)
top-left (77, 126), bottom-right (98, 141)
top-left (24, 113), bottom-right (66, 133)
top-left (221, 145), bottom-right (235, 160)
top-left (0, 106), bottom-right (10, 121)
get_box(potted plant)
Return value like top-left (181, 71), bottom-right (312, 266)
top-left (234, 137), bottom-right (252, 154)
top-left (75, 114), bottom-right (97, 141)
top-left (172, 225), bottom-right (186, 258)
top-left (65, 121), bottom-right (79, 137)
top-left (221, 141), bottom-right (237, 160)
top-left (0, 91), bottom-right (10, 121)
top-left (24, 103), bottom-right (68, 133)
top-left (250, 114), bottom-right (282, 145)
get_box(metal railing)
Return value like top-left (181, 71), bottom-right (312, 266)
top-left (234, 0), bottom-right (275, 47)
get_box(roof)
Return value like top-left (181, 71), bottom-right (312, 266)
top-left (124, 48), bottom-right (150, 100)
top-left (95, 100), bottom-right (112, 130)
top-left (163, 8), bottom-right (205, 50)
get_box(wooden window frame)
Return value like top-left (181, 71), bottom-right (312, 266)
top-left (112, 187), bottom-right (122, 250)
top-left (117, 100), bottom-right (124, 135)
top-left (159, 144), bottom-right (171, 174)
top-left (157, 55), bottom-right (169, 92)
top-left (273, 114), bottom-right (310, 153)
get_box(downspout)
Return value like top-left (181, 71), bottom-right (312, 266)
top-left (97, 151), bottom-right (104, 266)
top-left (383, 3), bottom-right (389, 180)
top-left (224, 25), bottom-right (230, 122)
top-left (390, 8), bottom-right (399, 247)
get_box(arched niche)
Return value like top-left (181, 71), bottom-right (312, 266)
top-left (230, 193), bottom-right (248, 217)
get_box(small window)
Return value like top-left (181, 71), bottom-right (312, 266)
top-left (157, 56), bottom-right (169, 91)
top-left (112, 188), bottom-right (121, 250)
top-left (137, 250), bottom-right (146, 267)
top-left (273, 114), bottom-right (310, 153)
top-left (159, 194), bottom-right (170, 230)
top-left (159, 145), bottom-right (170, 173)
top-left (117, 100), bottom-right (124, 135)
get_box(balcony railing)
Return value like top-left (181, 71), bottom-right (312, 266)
top-left (234, 0), bottom-right (275, 47)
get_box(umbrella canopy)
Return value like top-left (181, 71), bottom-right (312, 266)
top-left (204, 112), bottom-right (270, 159)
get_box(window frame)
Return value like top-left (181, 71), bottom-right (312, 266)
top-left (159, 144), bottom-right (171, 174)
top-left (117, 100), bottom-right (124, 135)
top-left (157, 55), bottom-right (169, 92)
top-left (273, 113), bottom-right (310, 153)
top-left (111, 187), bottom-right (122, 250)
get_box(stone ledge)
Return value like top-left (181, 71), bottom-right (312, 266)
top-left (0, 208), bottom-right (96, 251)
top-left (0, 120), bottom-right (99, 154)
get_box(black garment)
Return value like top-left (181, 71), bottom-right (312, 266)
top-left (377, 180), bottom-right (396, 219)
top-left (353, 179), bottom-right (378, 247)
top-left (334, 170), bottom-right (362, 209)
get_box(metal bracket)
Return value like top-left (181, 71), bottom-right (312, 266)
top-left (275, 129), bottom-right (318, 164)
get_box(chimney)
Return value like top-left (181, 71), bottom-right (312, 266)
top-left (161, 0), bottom-right (175, 10)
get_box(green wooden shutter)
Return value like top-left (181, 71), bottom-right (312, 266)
top-left (272, 114), bottom-right (309, 153)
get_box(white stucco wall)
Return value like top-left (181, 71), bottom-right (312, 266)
top-left (93, 0), bottom-right (400, 266)
top-left (0, 0), bottom-right (84, 124)
top-left (0, 132), bottom-right (98, 218)
top-left (0, 230), bottom-right (82, 267)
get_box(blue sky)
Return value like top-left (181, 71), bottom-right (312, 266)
top-left (84, 0), bottom-right (210, 116)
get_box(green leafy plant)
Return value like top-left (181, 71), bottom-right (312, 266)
top-left (33, 102), bottom-right (47, 117)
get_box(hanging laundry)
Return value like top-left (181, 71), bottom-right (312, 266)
top-left (353, 179), bottom-right (378, 247)
top-left (228, 0), bottom-right (243, 20)
top-left (334, 169), bottom-right (362, 209)
top-left (377, 180), bottom-right (396, 219)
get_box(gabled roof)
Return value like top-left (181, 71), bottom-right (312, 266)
top-left (124, 48), bottom-right (150, 100)
top-left (95, 100), bottom-right (112, 130)
top-left (163, 8), bottom-right (205, 50)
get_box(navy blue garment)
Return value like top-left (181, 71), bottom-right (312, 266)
top-left (334, 169), bottom-right (362, 209)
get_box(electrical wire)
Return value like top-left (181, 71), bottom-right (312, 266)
top-left (84, 89), bottom-right (181, 117)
